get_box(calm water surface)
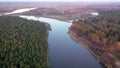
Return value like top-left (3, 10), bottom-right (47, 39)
top-left (3, 8), bottom-right (103, 68)
top-left (20, 15), bottom-right (103, 68)
top-left (4, 8), bottom-right (36, 15)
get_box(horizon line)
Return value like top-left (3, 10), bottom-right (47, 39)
top-left (0, 0), bottom-right (120, 2)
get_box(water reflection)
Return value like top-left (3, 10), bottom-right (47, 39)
top-left (20, 15), bottom-right (103, 68)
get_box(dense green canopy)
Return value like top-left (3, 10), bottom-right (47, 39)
top-left (0, 16), bottom-right (49, 68)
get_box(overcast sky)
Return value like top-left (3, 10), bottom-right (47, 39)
top-left (0, 0), bottom-right (120, 2)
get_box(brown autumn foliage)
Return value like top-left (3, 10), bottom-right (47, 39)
top-left (72, 10), bottom-right (120, 52)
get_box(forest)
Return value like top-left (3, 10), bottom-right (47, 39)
top-left (0, 16), bottom-right (49, 68)
top-left (72, 10), bottom-right (120, 59)
top-left (68, 10), bottom-right (120, 67)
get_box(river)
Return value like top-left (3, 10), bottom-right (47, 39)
top-left (4, 8), bottom-right (37, 15)
top-left (4, 8), bottom-right (103, 68)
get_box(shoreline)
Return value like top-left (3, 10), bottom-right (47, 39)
top-left (68, 30), bottom-right (107, 68)
top-left (68, 28), bottom-right (120, 68)
top-left (19, 16), bottom-right (51, 67)
top-left (43, 22), bottom-right (51, 68)
top-left (45, 23), bottom-right (50, 67)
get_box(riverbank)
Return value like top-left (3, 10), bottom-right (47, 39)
top-left (68, 26), bottom-right (120, 68)
top-left (1, 3), bottom-right (120, 68)
top-left (19, 15), bottom-right (103, 68)
top-left (20, 16), bottom-right (51, 68)
top-left (44, 22), bottom-right (51, 67)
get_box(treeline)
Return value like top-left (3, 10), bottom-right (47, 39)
top-left (0, 16), bottom-right (49, 68)
top-left (73, 11), bottom-right (120, 52)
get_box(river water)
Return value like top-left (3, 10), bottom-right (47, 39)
top-left (4, 8), bottom-right (37, 15)
top-left (4, 8), bottom-right (103, 68)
